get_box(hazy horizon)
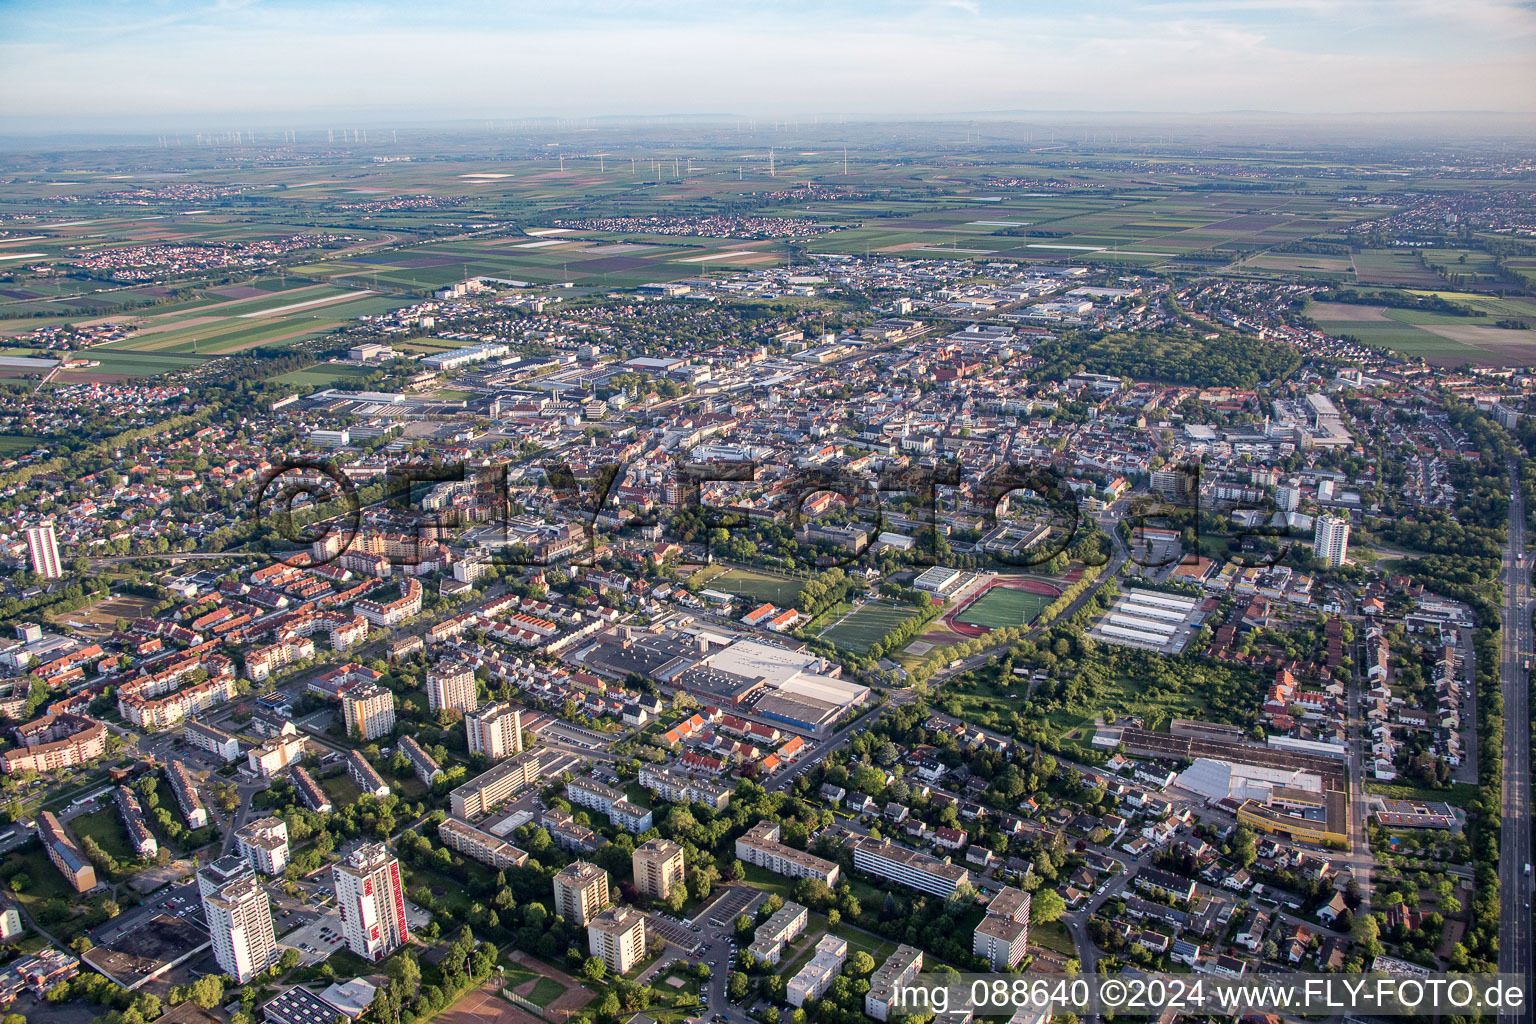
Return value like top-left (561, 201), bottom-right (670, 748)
top-left (3, 0), bottom-right (1534, 131)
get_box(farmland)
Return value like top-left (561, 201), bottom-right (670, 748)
top-left (1307, 296), bottom-right (1536, 365)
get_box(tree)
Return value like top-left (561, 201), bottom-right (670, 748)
top-left (1231, 825), bottom-right (1257, 868)
top-left (727, 971), bottom-right (750, 1002)
top-left (189, 975), bottom-right (226, 1009)
top-left (847, 951), bottom-right (876, 977)
top-left (582, 956), bottom-right (608, 983)
top-left (1031, 889), bottom-right (1066, 925)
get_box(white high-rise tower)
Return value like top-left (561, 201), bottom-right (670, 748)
top-left (333, 841), bottom-right (409, 961)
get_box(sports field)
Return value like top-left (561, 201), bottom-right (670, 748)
top-left (955, 585), bottom-right (1054, 630)
top-left (708, 568), bottom-right (803, 607)
top-left (819, 602), bottom-right (919, 654)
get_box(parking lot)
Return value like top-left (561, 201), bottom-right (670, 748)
top-left (693, 885), bottom-right (764, 928)
top-left (645, 911), bottom-right (704, 954)
top-left (278, 907), bottom-right (346, 965)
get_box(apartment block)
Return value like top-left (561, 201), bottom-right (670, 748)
top-left (449, 749), bottom-right (541, 818)
top-left (184, 719), bottom-right (241, 762)
top-left (865, 945), bottom-right (924, 1022)
top-left (787, 935), bottom-right (847, 1007)
top-left (569, 775), bottom-right (653, 833)
top-left (587, 906), bottom-right (646, 974)
top-left (113, 786), bottom-right (157, 859)
top-left (426, 660), bottom-right (476, 714)
top-left (398, 734), bottom-right (443, 783)
top-left (437, 818), bottom-right (529, 870)
top-left (465, 701), bottom-right (522, 761)
top-left (632, 838), bottom-right (685, 901)
top-left (204, 874), bottom-right (277, 983)
top-left (333, 842), bottom-right (409, 961)
top-left (236, 816), bottom-right (290, 875)
top-left (553, 860), bottom-right (611, 927)
top-left (347, 750), bottom-right (390, 798)
top-left (735, 820), bottom-right (840, 885)
top-left (37, 812), bottom-right (95, 893)
top-left (851, 836), bottom-right (968, 898)
top-left (342, 683), bottom-right (396, 741)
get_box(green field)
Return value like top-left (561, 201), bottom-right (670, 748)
top-left (819, 601), bottom-right (919, 654)
top-left (955, 585), bottom-right (1054, 630)
top-left (0, 434), bottom-right (43, 453)
top-left (708, 568), bottom-right (804, 607)
top-left (527, 978), bottom-right (567, 1007)
top-left (71, 807), bottom-right (141, 872)
top-left (1307, 298), bottom-right (1536, 366)
top-left (272, 363), bottom-right (378, 389)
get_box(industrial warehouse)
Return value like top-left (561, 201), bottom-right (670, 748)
top-left (572, 625), bottom-right (869, 735)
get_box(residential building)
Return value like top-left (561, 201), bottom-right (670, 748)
top-left (749, 901), bottom-right (808, 966)
top-left (735, 820), bottom-right (840, 885)
top-left (184, 719), bottom-right (241, 762)
top-left (236, 817), bottom-right (290, 875)
top-left (291, 766), bottom-right (333, 813)
top-left (787, 935), bottom-right (847, 1007)
top-left (426, 661), bottom-right (476, 714)
top-left (465, 701), bottom-right (522, 761)
top-left (165, 760), bottom-right (209, 828)
top-left (974, 913), bottom-right (1030, 970)
top-left (113, 785), bottom-right (157, 859)
top-left (37, 812), bottom-right (95, 892)
top-left (851, 836), bottom-right (969, 898)
top-left (587, 906), bottom-right (646, 974)
top-left (248, 733), bottom-right (306, 778)
top-left (437, 818), bottom-right (529, 870)
top-left (637, 763), bottom-right (732, 809)
top-left (398, 735), bottom-right (443, 783)
top-left (1313, 514), bottom-right (1350, 568)
top-left (198, 854), bottom-right (253, 901)
top-left (203, 874), bottom-right (277, 983)
top-left (333, 842), bottom-right (409, 961)
top-left (568, 776), bottom-right (653, 832)
top-left (347, 750), bottom-right (390, 798)
top-left (553, 860), bottom-right (611, 926)
top-left (632, 838), bottom-right (685, 901)
top-left (25, 523), bottom-right (62, 580)
top-left (866, 945), bottom-right (924, 1022)
top-left (3, 712), bottom-right (107, 774)
top-left (448, 749), bottom-right (541, 818)
top-left (342, 683), bottom-right (396, 741)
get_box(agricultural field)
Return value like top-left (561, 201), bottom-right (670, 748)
top-left (1307, 295), bottom-right (1536, 365)
top-left (818, 601), bottom-right (919, 654)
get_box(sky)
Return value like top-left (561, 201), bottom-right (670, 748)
top-left (2, 0), bottom-right (1534, 128)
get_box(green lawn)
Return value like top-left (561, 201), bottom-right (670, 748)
top-left (955, 586), bottom-right (1054, 630)
top-left (527, 977), bottom-right (566, 1007)
top-left (272, 363), bottom-right (377, 390)
top-left (1032, 919), bottom-right (1077, 957)
top-left (818, 602), bottom-right (919, 654)
top-left (71, 807), bottom-right (141, 872)
top-left (711, 568), bottom-right (804, 608)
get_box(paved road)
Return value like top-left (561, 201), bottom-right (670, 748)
top-left (1499, 459), bottom-right (1533, 1024)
